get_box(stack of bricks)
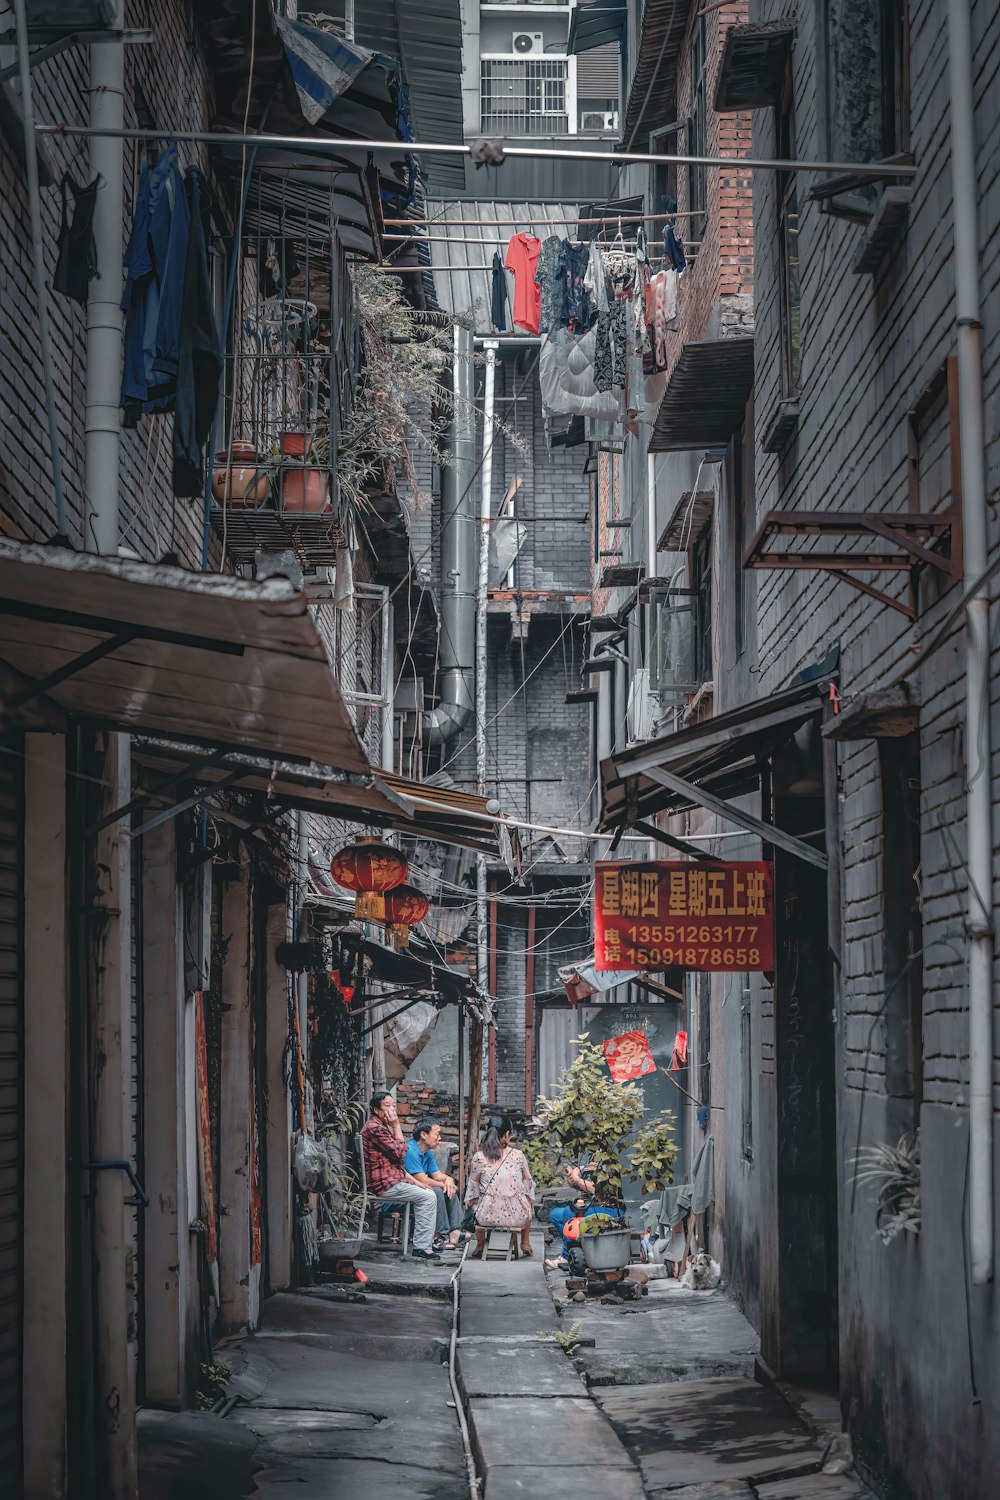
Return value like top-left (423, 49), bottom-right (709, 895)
top-left (395, 1082), bottom-right (459, 1135)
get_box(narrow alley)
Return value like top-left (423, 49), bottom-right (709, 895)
top-left (139, 1234), bottom-right (875, 1499)
top-left (2, 1), bottom-right (1000, 1498)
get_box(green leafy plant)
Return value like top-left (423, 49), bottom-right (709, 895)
top-left (555, 1319), bottom-right (583, 1354)
top-left (850, 1132), bottom-right (921, 1245)
top-left (521, 1130), bottom-right (561, 1191)
top-left (532, 1035), bottom-right (678, 1211)
top-left (195, 1359), bottom-right (231, 1410)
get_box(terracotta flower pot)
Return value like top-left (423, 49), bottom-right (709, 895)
top-left (279, 430), bottom-right (311, 458)
top-left (211, 444), bottom-right (269, 507)
top-left (281, 467), bottom-right (331, 513)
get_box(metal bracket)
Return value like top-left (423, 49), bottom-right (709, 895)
top-left (3, 629), bottom-right (137, 714)
top-left (0, 28), bottom-right (153, 87)
top-left (82, 1158), bottom-right (149, 1208)
top-left (641, 764), bottom-right (829, 871)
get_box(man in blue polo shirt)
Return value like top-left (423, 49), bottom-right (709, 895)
top-left (404, 1117), bottom-right (465, 1250)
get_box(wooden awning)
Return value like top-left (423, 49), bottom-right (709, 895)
top-left (649, 339), bottom-right (754, 453)
top-left (714, 22), bottom-right (794, 113)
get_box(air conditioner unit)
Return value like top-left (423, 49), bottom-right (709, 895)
top-left (512, 31), bottom-right (544, 55)
top-left (581, 110), bottom-right (619, 132)
top-left (627, 667), bottom-right (655, 744)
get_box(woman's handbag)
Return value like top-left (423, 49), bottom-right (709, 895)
top-left (462, 1157), bottom-right (506, 1232)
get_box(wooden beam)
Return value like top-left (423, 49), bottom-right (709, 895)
top-left (641, 766), bottom-right (829, 871)
top-left (822, 687), bottom-right (920, 742)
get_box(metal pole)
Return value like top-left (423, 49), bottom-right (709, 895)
top-left (476, 342), bottom-right (498, 1000)
top-left (12, 0), bottom-right (66, 538)
top-left (948, 0), bottom-right (993, 1286)
top-left (34, 122), bottom-right (919, 179)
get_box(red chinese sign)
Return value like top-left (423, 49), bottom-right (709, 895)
top-left (594, 861), bottom-right (774, 973)
top-left (603, 1030), bottom-right (656, 1083)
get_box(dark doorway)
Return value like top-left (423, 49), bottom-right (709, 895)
top-left (771, 790), bottom-right (840, 1383)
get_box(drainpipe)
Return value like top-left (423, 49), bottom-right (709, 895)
top-left (85, 13), bottom-right (125, 555)
top-left (423, 323), bottom-right (476, 744)
top-left (948, 0), bottom-right (994, 1285)
top-left (476, 341), bottom-right (497, 1002)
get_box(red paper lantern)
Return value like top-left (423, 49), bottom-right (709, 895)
top-left (382, 883), bottom-right (430, 949)
top-left (330, 837), bottom-right (408, 921)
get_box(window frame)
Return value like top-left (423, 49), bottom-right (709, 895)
top-left (776, 67), bottom-right (802, 399)
top-left (686, 12), bottom-right (708, 222)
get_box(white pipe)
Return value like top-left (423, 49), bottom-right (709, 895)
top-left (85, 23), bottom-right (125, 555)
top-left (948, 0), bottom-right (994, 1285)
top-left (12, 0), bottom-right (66, 537)
top-left (35, 123), bottom-right (919, 178)
top-left (297, 813), bottom-right (309, 1069)
top-left (476, 341), bottom-right (498, 998)
top-left (381, 592), bottom-right (394, 771)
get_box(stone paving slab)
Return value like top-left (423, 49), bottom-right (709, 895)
top-left (460, 1289), bottom-right (561, 1338)
top-left (355, 1256), bottom-right (457, 1299)
top-left (596, 1376), bottom-right (825, 1492)
top-left (260, 1289), bottom-right (449, 1362)
top-left (469, 1395), bottom-right (633, 1473)
top-left (756, 1474), bottom-right (876, 1498)
top-left (249, 1455), bottom-right (467, 1499)
top-left (138, 1410), bottom-right (258, 1500)
top-left (457, 1339), bottom-right (584, 1399)
top-left (485, 1463), bottom-right (647, 1499)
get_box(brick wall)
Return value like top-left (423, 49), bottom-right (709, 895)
top-left (0, 0), bottom-right (219, 564)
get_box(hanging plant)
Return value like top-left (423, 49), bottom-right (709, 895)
top-left (850, 1132), bottom-right (921, 1244)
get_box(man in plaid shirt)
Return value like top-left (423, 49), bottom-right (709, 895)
top-left (361, 1090), bottom-right (440, 1261)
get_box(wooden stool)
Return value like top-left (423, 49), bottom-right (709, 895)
top-left (483, 1228), bottom-right (519, 1261)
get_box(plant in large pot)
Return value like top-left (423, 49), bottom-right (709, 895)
top-left (270, 431), bottom-right (333, 514)
top-left (531, 1034), bottom-right (678, 1270)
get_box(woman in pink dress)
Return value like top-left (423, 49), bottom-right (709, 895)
top-left (465, 1114), bottom-right (536, 1257)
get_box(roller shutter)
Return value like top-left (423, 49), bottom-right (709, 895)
top-left (0, 741), bottom-right (23, 1485)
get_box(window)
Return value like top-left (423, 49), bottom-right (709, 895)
top-left (776, 72), bottom-right (801, 396)
top-left (741, 975), bottom-right (753, 1160)
top-left (481, 58), bottom-right (569, 137)
top-left (824, 0), bottom-right (910, 162)
top-left (690, 519), bottom-right (712, 685)
top-left (687, 14), bottom-right (707, 222)
top-left (880, 733), bottom-right (923, 1128)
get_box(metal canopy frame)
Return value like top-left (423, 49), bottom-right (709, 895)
top-left (0, 27), bottom-right (152, 86)
top-left (641, 765), bottom-right (828, 872)
top-left (743, 508), bottom-right (960, 620)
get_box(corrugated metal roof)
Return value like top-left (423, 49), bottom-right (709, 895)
top-left (353, 0), bottom-right (467, 195)
top-left (426, 200), bottom-right (582, 335)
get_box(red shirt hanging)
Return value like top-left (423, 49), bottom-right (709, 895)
top-left (504, 232), bottom-right (542, 335)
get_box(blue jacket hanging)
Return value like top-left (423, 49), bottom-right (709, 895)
top-left (120, 145), bottom-right (189, 421)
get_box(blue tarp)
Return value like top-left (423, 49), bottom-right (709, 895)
top-left (275, 15), bottom-right (375, 124)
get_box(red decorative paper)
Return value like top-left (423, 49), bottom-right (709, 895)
top-left (594, 861), bottom-right (775, 973)
top-left (194, 992), bottom-right (218, 1264)
top-left (669, 1029), bottom-right (688, 1071)
top-left (603, 1029), bottom-right (656, 1083)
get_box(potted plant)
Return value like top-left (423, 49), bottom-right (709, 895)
top-left (211, 441), bottom-right (270, 507)
top-left (271, 431), bottom-right (332, 514)
top-left (530, 1034), bottom-right (678, 1271)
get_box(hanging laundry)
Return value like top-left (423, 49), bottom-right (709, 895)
top-left (663, 225), bottom-right (687, 272)
top-left (52, 172), bottom-right (100, 306)
top-left (504, 231), bottom-right (541, 335)
top-left (534, 234), bottom-right (563, 334)
top-left (121, 145), bottom-right (190, 424)
top-left (648, 270), bottom-right (680, 370)
top-left (491, 250), bottom-right (509, 333)
top-left (557, 239), bottom-right (593, 333)
top-left (172, 168), bottom-right (223, 497)
top-left (584, 240), bottom-right (610, 315)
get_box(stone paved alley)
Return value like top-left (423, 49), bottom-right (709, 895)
top-left (139, 1237), bottom-right (878, 1500)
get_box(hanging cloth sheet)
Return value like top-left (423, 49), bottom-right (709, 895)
top-left (52, 172), bottom-right (99, 306)
top-left (274, 13), bottom-right (375, 123)
top-left (172, 167), bottom-right (223, 497)
top-left (121, 145), bottom-right (190, 423)
top-left (535, 234), bottom-right (563, 334)
top-left (504, 231), bottom-right (542, 334)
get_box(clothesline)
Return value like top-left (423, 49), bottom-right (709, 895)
top-left (382, 233), bottom-right (704, 249)
top-left (382, 211), bottom-right (708, 228)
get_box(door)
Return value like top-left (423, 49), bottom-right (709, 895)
top-left (0, 740), bottom-right (23, 1485)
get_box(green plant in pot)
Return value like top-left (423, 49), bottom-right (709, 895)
top-left (532, 1034), bottom-right (678, 1270)
top-left (269, 430), bottom-right (332, 514)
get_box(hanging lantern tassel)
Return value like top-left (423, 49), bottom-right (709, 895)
top-left (329, 837), bottom-right (408, 923)
top-left (382, 884), bottom-right (430, 950)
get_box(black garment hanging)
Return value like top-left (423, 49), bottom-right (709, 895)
top-left (491, 250), bottom-right (508, 333)
top-left (661, 196), bottom-right (687, 273)
top-left (172, 167), bottom-right (223, 497)
top-left (52, 172), bottom-right (100, 305)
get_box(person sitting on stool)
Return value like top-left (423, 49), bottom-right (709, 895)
top-left (360, 1091), bottom-right (440, 1263)
top-left (404, 1116), bottom-right (465, 1251)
